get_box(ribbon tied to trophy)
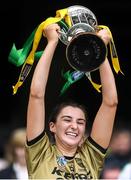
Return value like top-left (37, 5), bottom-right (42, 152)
top-left (8, 5), bottom-right (123, 95)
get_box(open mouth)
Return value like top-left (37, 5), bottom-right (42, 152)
top-left (66, 132), bottom-right (78, 137)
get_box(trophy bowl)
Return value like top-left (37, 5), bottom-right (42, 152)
top-left (58, 5), bottom-right (107, 72)
top-left (66, 32), bottom-right (107, 72)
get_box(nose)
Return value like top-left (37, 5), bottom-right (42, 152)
top-left (70, 121), bottom-right (78, 130)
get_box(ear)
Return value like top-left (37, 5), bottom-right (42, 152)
top-left (49, 122), bottom-right (56, 133)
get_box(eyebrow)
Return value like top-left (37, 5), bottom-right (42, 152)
top-left (61, 115), bottom-right (72, 119)
top-left (61, 115), bottom-right (86, 121)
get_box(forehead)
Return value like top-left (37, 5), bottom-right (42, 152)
top-left (58, 106), bottom-right (85, 118)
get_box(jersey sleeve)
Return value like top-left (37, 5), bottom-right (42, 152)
top-left (25, 132), bottom-right (51, 176)
top-left (80, 136), bottom-right (108, 178)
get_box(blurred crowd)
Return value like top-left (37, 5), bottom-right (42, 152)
top-left (100, 127), bottom-right (131, 179)
top-left (0, 128), bottom-right (28, 179)
top-left (0, 126), bottom-right (131, 179)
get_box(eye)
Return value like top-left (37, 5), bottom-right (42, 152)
top-left (77, 120), bottom-right (85, 125)
top-left (78, 122), bottom-right (84, 125)
top-left (63, 119), bottom-right (71, 122)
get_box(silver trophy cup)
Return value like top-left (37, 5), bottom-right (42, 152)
top-left (58, 5), bottom-right (107, 72)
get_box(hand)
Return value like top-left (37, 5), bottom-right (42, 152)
top-left (97, 28), bottom-right (111, 45)
top-left (43, 23), bottom-right (60, 43)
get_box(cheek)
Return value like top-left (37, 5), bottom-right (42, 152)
top-left (56, 123), bottom-right (67, 132)
top-left (56, 120), bottom-right (67, 127)
top-left (52, 122), bottom-right (67, 134)
top-left (79, 125), bottom-right (86, 134)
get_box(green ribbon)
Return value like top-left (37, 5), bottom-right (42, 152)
top-left (8, 20), bottom-right (68, 67)
top-left (60, 70), bottom-right (102, 95)
top-left (8, 28), bottom-right (36, 67)
top-left (8, 28), bottom-right (44, 67)
top-left (8, 44), bottom-right (43, 67)
top-left (60, 70), bottom-right (85, 95)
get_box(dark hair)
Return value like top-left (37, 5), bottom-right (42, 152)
top-left (49, 99), bottom-right (88, 123)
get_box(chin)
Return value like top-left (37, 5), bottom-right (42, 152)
top-left (65, 139), bottom-right (79, 147)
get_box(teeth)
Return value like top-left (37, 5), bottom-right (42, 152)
top-left (66, 132), bottom-right (77, 137)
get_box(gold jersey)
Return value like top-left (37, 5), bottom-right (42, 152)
top-left (25, 132), bottom-right (107, 179)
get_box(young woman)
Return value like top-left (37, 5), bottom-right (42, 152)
top-left (25, 23), bottom-right (118, 179)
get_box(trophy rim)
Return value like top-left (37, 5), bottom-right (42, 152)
top-left (60, 23), bottom-right (96, 45)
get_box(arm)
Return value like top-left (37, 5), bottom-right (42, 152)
top-left (90, 29), bottom-right (118, 149)
top-left (26, 24), bottom-right (60, 141)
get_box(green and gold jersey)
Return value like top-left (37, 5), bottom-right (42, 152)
top-left (25, 132), bottom-right (107, 179)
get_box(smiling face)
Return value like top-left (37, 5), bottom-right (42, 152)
top-left (49, 106), bottom-right (86, 149)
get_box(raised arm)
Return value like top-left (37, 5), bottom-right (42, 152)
top-left (26, 24), bottom-right (60, 141)
top-left (90, 29), bottom-right (118, 149)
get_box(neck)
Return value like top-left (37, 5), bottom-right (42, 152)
top-left (55, 140), bottom-right (77, 157)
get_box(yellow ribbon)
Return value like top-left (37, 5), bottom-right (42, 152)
top-left (98, 25), bottom-right (123, 75)
top-left (85, 72), bottom-right (102, 92)
top-left (13, 8), bottom-right (69, 95)
top-left (84, 25), bottom-right (123, 93)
